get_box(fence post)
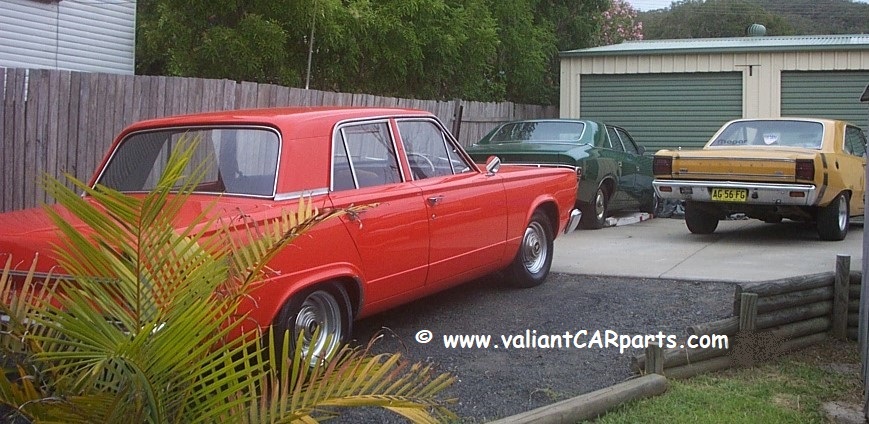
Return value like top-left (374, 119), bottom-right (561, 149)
top-left (860, 88), bottom-right (869, 419)
top-left (833, 255), bottom-right (850, 340)
top-left (451, 99), bottom-right (463, 139)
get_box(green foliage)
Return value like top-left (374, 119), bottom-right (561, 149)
top-left (756, 0), bottom-right (869, 35)
top-left (639, 0), bottom-right (793, 39)
top-left (136, 0), bottom-right (301, 84)
top-left (536, 0), bottom-right (611, 103)
top-left (538, 0), bottom-right (610, 52)
top-left (134, 0), bottom-right (622, 105)
top-left (315, 0), bottom-right (502, 101)
top-left (0, 139), bottom-right (455, 423)
top-left (489, 0), bottom-right (556, 104)
top-left (639, 0), bottom-right (869, 39)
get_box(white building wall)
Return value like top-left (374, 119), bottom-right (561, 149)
top-left (0, 0), bottom-right (136, 74)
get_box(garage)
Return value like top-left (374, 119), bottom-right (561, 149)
top-left (579, 72), bottom-right (742, 151)
top-left (560, 34), bottom-right (869, 152)
top-left (781, 71), bottom-right (869, 129)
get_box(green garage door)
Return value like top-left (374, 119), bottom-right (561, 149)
top-left (580, 73), bottom-right (743, 152)
top-left (781, 71), bottom-right (869, 130)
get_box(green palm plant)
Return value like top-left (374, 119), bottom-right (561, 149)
top-left (0, 140), bottom-right (456, 423)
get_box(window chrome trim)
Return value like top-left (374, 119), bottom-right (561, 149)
top-left (394, 116), bottom-right (478, 176)
top-left (330, 117), bottom-right (407, 191)
top-left (274, 188), bottom-right (329, 202)
top-left (94, 124), bottom-right (282, 199)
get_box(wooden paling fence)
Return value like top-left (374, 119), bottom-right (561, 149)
top-left (0, 67), bottom-right (557, 213)
top-left (632, 255), bottom-right (860, 379)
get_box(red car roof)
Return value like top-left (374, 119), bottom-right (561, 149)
top-left (121, 106), bottom-right (433, 134)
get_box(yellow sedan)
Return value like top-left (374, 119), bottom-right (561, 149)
top-left (652, 118), bottom-right (866, 241)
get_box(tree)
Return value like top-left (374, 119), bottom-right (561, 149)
top-left (134, 0), bottom-right (619, 105)
top-left (640, 0), bottom-right (869, 39)
top-left (136, 0), bottom-right (303, 84)
top-left (489, 0), bottom-right (556, 104)
top-left (535, 0), bottom-right (611, 103)
top-left (756, 0), bottom-right (869, 35)
top-left (136, 0), bottom-right (502, 100)
top-left (312, 0), bottom-right (501, 101)
top-left (597, 0), bottom-right (644, 45)
top-left (0, 140), bottom-right (456, 423)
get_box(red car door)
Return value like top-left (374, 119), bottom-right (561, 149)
top-left (396, 118), bottom-right (509, 288)
top-left (328, 120), bottom-right (429, 305)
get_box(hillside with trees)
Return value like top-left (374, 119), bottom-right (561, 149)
top-left (640, 0), bottom-right (869, 39)
top-left (756, 0), bottom-right (869, 35)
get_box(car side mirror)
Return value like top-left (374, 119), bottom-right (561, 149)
top-left (637, 145), bottom-right (646, 155)
top-left (485, 155), bottom-right (501, 175)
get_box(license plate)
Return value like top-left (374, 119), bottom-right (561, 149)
top-left (711, 188), bottom-right (747, 202)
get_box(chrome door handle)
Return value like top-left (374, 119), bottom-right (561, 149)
top-left (427, 196), bottom-right (444, 206)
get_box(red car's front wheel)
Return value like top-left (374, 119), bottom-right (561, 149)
top-left (505, 210), bottom-right (554, 288)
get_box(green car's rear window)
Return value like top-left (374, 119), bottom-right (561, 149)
top-left (488, 122), bottom-right (586, 143)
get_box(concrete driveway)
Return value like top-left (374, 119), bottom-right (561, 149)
top-left (553, 216), bottom-right (865, 282)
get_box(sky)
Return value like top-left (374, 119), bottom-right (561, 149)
top-left (626, 0), bottom-right (869, 11)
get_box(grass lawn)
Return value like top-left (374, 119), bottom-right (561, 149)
top-left (591, 339), bottom-right (863, 424)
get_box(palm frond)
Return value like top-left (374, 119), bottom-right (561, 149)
top-left (246, 332), bottom-right (458, 423)
top-left (0, 136), bottom-right (457, 423)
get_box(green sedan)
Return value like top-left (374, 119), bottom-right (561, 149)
top-left (465, 119), bottom-right (657, 229)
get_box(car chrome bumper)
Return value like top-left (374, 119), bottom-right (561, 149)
top-left (565, 208), bottom-right (582, 233)
top-left (653, 179), bottom-right (818, 206)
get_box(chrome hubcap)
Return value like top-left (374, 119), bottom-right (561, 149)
top-left (837, 196), bottom-right (848, 231)
top-left (594, 190), bottom-right (606, 221)
top-left (293, 291), bottom-right (342, 363)
top-left (521, 222), bottom-right (548, 274)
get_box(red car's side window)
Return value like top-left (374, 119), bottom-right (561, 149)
top-left (397, 119), bottom-right (473, 180)
top-left (331, 121), bottom-right (402, 191)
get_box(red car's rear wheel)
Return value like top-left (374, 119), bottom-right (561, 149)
top-left (273, 283), bottom-right (352, 366)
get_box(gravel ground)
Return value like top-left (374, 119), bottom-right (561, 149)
top-left (341, 272), bottom-right (736, 423)
top-left (0, 272), bottom-right (736, 423)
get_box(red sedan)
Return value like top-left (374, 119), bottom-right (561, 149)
top-left (0, 107), bottom-right (580, 360)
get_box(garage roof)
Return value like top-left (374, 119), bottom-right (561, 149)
top-left (560, 34), bottom-right (869, 57)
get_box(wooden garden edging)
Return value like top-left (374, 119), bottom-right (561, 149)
top-left (631, 254), bottom-right (859, 379)
top-left (487, 374), bottom-right (668, 424)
